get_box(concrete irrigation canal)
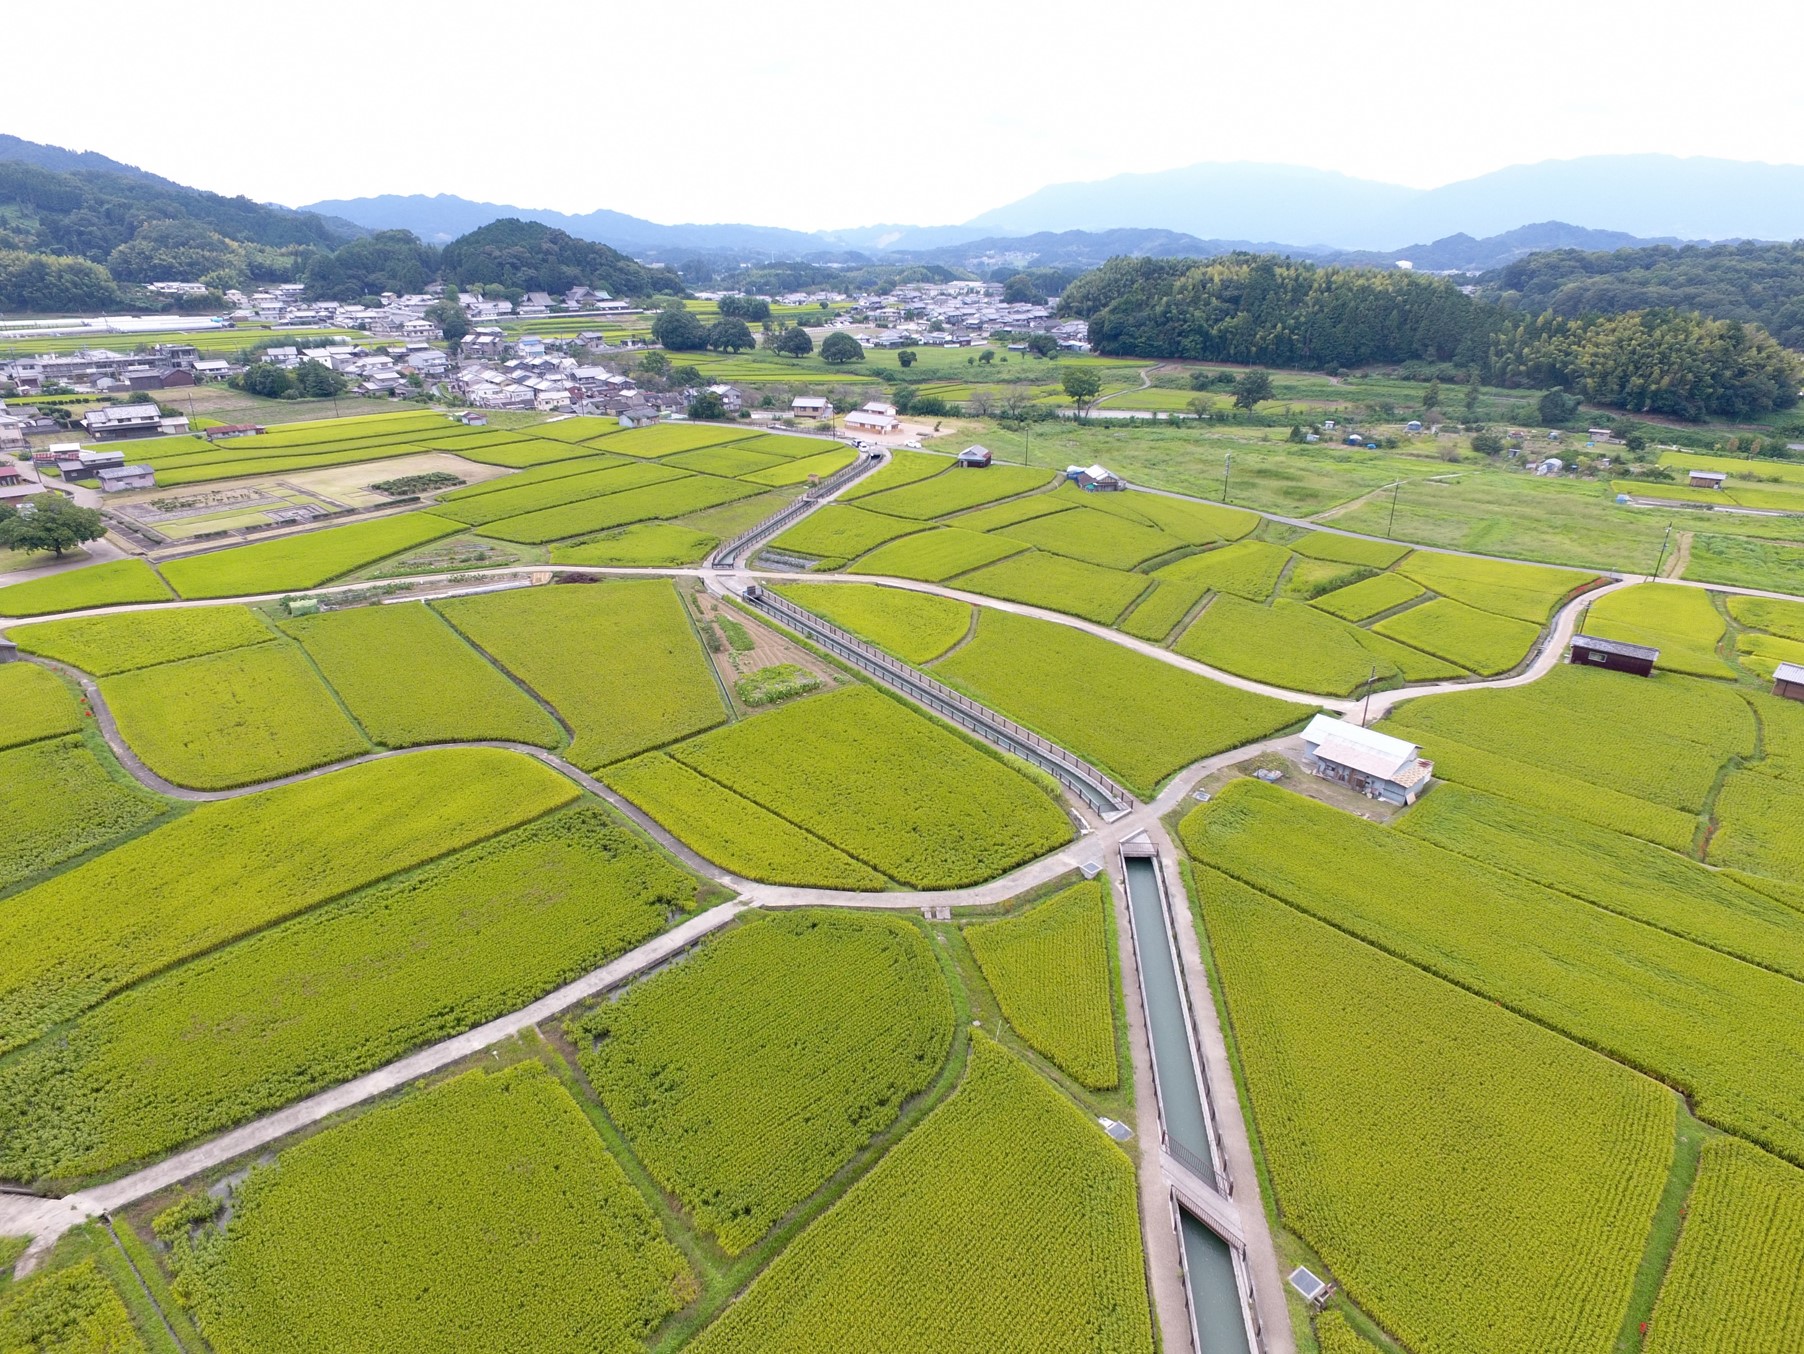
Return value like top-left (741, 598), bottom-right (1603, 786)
top-left (1120, 841), bottom-right (1261, 1354)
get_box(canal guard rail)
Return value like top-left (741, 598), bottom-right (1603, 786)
top-left (709, 448), bottom-right (886, 569)
top-left (738, 584), bottom-right (1134, 819)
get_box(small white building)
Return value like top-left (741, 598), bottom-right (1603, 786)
top-left (845, 407), bottom-right (900, 434)
top-left (97, 464), bottom-right (156, 492)
top-left (1300, 714), bottom-right (1434, 806)
top-left (791, 396), bottom-right (833, 420)
top-left (1534, 457), bottom-right (1565, 476)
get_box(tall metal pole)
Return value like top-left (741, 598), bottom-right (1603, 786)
top-left (1360, 665), bottom-right (1377, 727)
top-left (1221, 452), bottom-right (1232, 503)
top-left (1024, 421), bottom-right (1030, 467)
top-left (1651, 522), bottom-right (1673, 581)
top-left (1386, 479), bottom-right (1401, 538)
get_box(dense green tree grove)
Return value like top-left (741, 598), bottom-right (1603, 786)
top-left (0, 249), bottom-right (122, 311)
top-left (1062, 253), bottom-right (1802, 419)
top-left (439, 218), bottom-right (678, 302)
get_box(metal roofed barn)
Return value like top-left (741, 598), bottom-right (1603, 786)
top-left (1300, 714), bottom-right (1434, 806)
top-left (1569, 634), bottom-right (1659, 676)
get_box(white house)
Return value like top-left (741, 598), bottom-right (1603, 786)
top-left (1299, 715), bottom-right (1434, 806)
top-left (791, 396), bottom-right (833, 420)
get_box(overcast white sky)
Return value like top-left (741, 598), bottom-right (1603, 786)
top-left (10, 0), bottom-right (1802, 230)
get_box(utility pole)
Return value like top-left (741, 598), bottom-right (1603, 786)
top-left (1651, 522), bottom-right (1673, 581)
top-left (1386, 479), bottom-right (1402, 538)
top-left (1360, 665), bottom-right (1377, 728)
top-left (1024, 421), bottom-right (1030, 467)
top-left (1221, 452), bottom-right (1232, 503)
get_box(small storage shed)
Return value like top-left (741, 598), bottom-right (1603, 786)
top-left (1300, 714), bottom-right (1435, 806)
top-left (97, 464), bottom-right (155, 493)
top-left (0, 637), bottom-right (17, 664)
top-left (1773, 661), bottom-right (1804, 702)
top-left (1066, 463), bottom-right (1124, 491)
top-left (956, 445), bottom-right (993, 468)
top-left (1569, 635), bottom-right (1659, 675)
top-left (1688, 470), bottom-right (1728, 490)
top-left (1405, 419), bottom-right (1423, 432)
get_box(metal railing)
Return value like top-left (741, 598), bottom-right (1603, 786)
top-left (710, 449), bottom-right (885, 569)
top-left (742, 586), bottom-right (1134, 816)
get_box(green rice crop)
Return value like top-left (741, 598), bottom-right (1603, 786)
top-left (774, 582), bottom-right (971, 664)
top-left (848, 526), bottom-right (1026, 582)
top-left (549, 521), bottom-right (718, 566)
top-left (0, 736), bottom-right (168, 892)
top-left (1310, 571), bottom-right (1426, 622)
top-left (1643, 1139), bottom-right (1804, 1354)
top-left (668, 686), bottom-right (1072, 889)
top-left (688, 1036), bottom-right (1152, 1354)
top-left (1728, 593), bottom-right (1804, 643)
top-left (1289, 531), bottom-right (1412, 568)
top-left (0, 662), bottom-right (82, 749)
top-left (1184, 779), bottom-right (1804, 1165)
top-left (0, 806), bottom-right (696, 1181)
top-left (838, 448), bottom-right (953, 501)
top-left (988, 505), bottom-right (1186, 569)
top-left (1176, 595), bottom-right (1439, 696)
top-left (1195, 863), bottom-right (1672, 1354)
top-left (529, 415), bottom-right (621, 442)
top-left (1709, 772), bottom-right (1804, 883)
top-left (1395, 551), bottom-right (1597, 623)
top-left (474, 474), bottom-right (760, 544)
top-left (0, 558), bottom-right (173, 617)
top-left (1315, 1312), bottom-right (1385, 1354)
top-left (936, 608), bottom-right (1303, 796)
top-left (10, 605), bottom-right (274, 674)
top-left (855, 464), bottom-right (1060, 520)
top-left (946, 497), bottom-right (1076, 532)
top-left (1279, 558), bottom-right (1373, 601)
top-left (767, 504), bottom-right (927, 564)
top-left (728, 432), bottom-right (844, 460)
top-left (432, 461), bottom-right (685, 526)
top-left (966, 881), bottom-right (1119, 1089)
top-left (436, 580), bottom-right (726, 769)
top-left (955, 550), bottom-right (1151, 625)
top-left (1117, 574), bottom-right (1209, 642)
top-left (102, 643), bottom-right (370, 789)
top-left (662, 443), bottom-right (787, 477)
top-left (160, 514), bottom-right (462, 599)
top-left (1736, 630), bottom-right (1804, 680)
top-left (174, 1063), bottom-right (692, 1354)
top-left (589, 422), bottom-right (757, 457)
top-left (436, 453), bottom-right (623, 501)
top-left (282, 602), bottom-right (562, 749)
top-left (0, 1257), bottom-right (146, 1353)
top-left (1153, 539), bottom-right (1293, 602)
top-left (603, 753), bottom-right (888, 889)
top-left (443, 436), bottom-right (604, 468)
top-left (1077, 486), bottom-right (1260, 543)
top-left (1581, 583), bottom-right (1735, 678)
top-left (1382, 664), bottom-right (1754, 814)
top-left (742, 446), bottom-right (860, 487)
top-left (571, 910), bottom-right (952, 1254)
top-left (1372, 596), bottom-right (1542, 675)
top-left (1750, 689), bottom-right (1804, 783)
top-left (0, 748), bottom-right (575, 1052)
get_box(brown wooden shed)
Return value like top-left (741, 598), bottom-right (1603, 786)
top-left (1774, 661), bottom-right (1804, 702)
top-left (1569, 635), bottom-right (1659, 676)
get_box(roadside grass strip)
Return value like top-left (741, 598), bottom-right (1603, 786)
top-left (1394, 551), bottom-right (1597, 623)
top-left (549, 522), bottom-right (719, 567)
top-left (853, 463), bottom-right (1059, 520)
top-left (1151, 538), bottom-right (1292, 603)
top-left (0, 558), bottom-right (173, 617)
top-left (171, 1064), bottom-right (692, 1354)
top-left (1194, 864), bottom-right (1672, 1354)
top-left (1643, 1140), bottom-right (1804, 1354)
top-left (1580, 582), bottom-right (1736, 679)
top-left (0, 1255), bottom-right (145, 1352)
top-left (571, 911), bottom-right (953, 1255)
top-left (1382, 664), bottom-right (1754, 815)
top-left (603, 753), bottom-right (889, 889)
top-left (0, 805), bottom-right (698, 1181)
top-left (848, 527), bottom-right (1026, 582)
top-left (1400, 784), bottom-right (1804, 981)
top-left (1183, 780), bottom-right (1804, 1165)
top-left (1309, 570), bottom-right (1426, 622)
top-left (159, 513), bottom-right (462, 598)
top-left (474, 475), bottom-right (761, 544)
top-left (688, 1036), bottom-right (1153, 1354)
top-left (1177, 595), bottom-right (1460, 697)
top-left (1315, 1312), bottom-right (1386, 1354)
top-left (436, 580), bottom-right (726, 770)
top-left (282, 602), bottom-right (562, 749)
top-left (666, 686), bottom-right (1072, 889)
top-left (431, 461), bottom-right (685, 526)
top-left (0, 736), bottom-right (168, 892)
top-left (966, 881), bottom-right (1119, 1089)
top-left (988, 505), bottom-right (1186, 570)
top-left (589, 422), bottom-right (758, 458)
top-left (1289, 530), bottom-right (1412, 568)
top-left (104, 643), bottom-right (370, 789)
top-left (1074, 487), bottom-right (1257, 543)
top-left (935, 609), bottom-right (1302, 796)
top-left (773, 582), bottom-right (971, 664)
top-left (767, 504), bottom-right (928, 565)
top-left (741, 446), bottom-right (861, 487)
top-left (661, 443), bottom-right (788, 478)
top-left (954, 550), bottom-right (1151, 625)
top-left (1708, 772), bottom-right (1804, 882)
top-left (436, 453), bottom-right (624, 501)
top-left (0, 662), bottom-right (83, 748)
top-left (838, 448), bottom-right (954, 500)
top-left (0, 748), bottom-right (576, 1053)
top-left (10, 604), bottom-right (274, 675)
top-left (1371, 596), bottom-right (1542, 675)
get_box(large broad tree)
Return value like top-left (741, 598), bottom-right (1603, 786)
top-left (0, 493), bottom-right (106, 556)
top-left (687, 390), bottom-right (726, 420)
top-left (769, 326), bottom-right (814, 357)
top-left (707, 318), bottom-right (756, 352)
top-left (293, 360), bottom-right (348, 398)
top-left (820, 331), bottom-right (865, 364)
top-left (651, 305), bottom-right (709, 352)
top-left (1061, 367), bottom-right (1103, 411)
top-left (1232, 369), bottom-right (1274, 410)
top-left (238, 362), bottom-right (292, 398)
top-left (428, 294), bottom-right (469, 352)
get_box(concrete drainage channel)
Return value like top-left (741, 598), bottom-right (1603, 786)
top-left (1120, 839), bottom-right (1262, 1354)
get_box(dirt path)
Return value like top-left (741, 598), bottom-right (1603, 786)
top-left (1666, 529), bottom-right (1693, 579)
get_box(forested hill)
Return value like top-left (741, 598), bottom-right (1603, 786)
top-left (1481, 240), bottom-right (1804, 349)
top-left (439, 219), bottom-right (681, 300)
top-left (1061, 253), bottom-right (1803, 421)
